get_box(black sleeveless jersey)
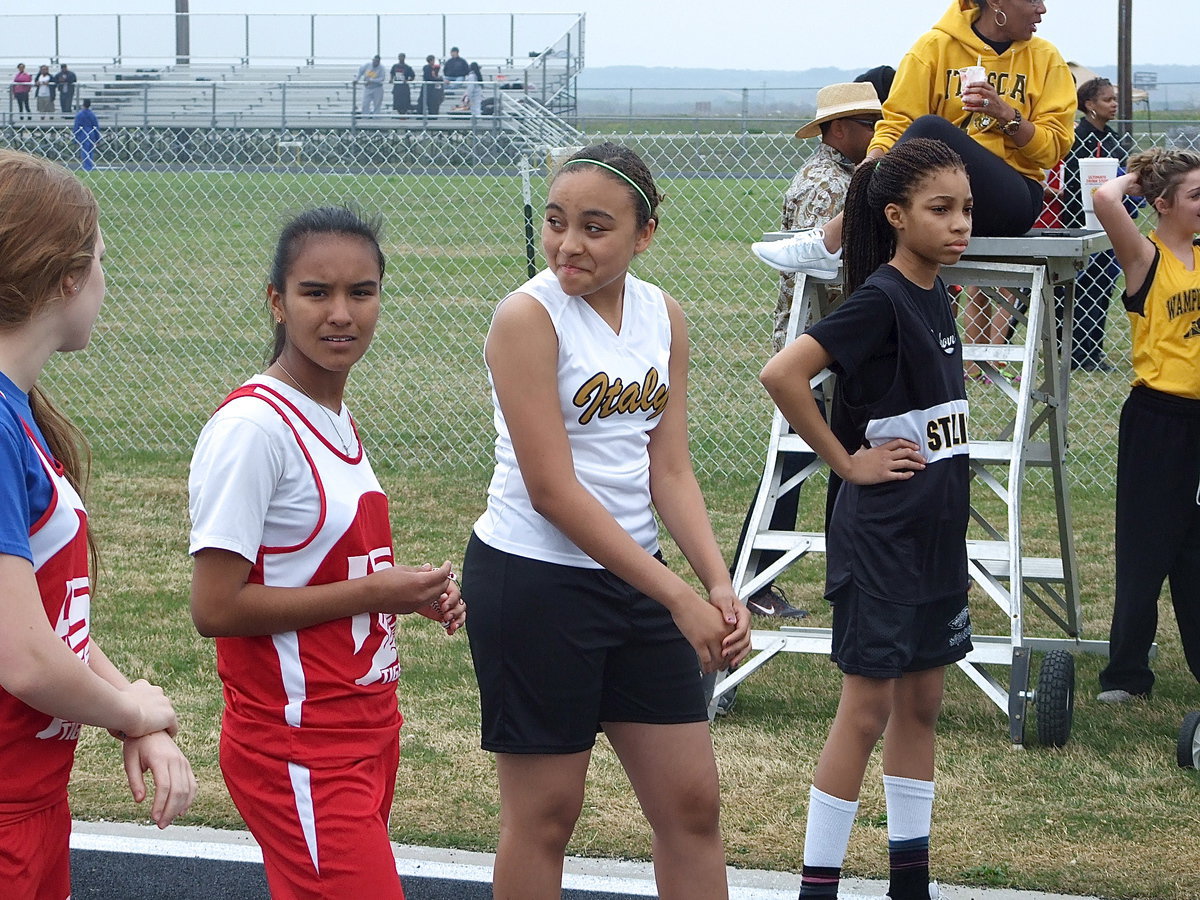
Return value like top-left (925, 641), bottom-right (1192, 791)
top-left (807, 265), bottom-right (970, 605)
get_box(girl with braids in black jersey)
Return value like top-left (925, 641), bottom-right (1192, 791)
top-left (761, 138), bottom-right (973, 900)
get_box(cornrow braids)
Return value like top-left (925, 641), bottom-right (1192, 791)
top-left (842, 138), bottom-right (966, 298)
top-left (1127, 148), bottom-right (1200, 216)
top-left (558, 142), bottom-right (663, 229)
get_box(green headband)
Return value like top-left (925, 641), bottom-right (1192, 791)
top-left (561, 158), bottom-right (654, 216)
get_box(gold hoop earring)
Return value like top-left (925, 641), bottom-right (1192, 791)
top-left (994, 7), bottom-right (1008, 26)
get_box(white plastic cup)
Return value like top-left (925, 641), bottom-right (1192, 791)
top-left (1078, 156), bottom-right (1120, 230)
top-left (958, 65), bottom-right (986, 89)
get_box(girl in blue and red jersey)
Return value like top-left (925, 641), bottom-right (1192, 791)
top-left (0, 149), bottom-right (195, 900)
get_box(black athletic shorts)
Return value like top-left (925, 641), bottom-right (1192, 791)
top-left (462, 533), bottom-right (708, 754)
top-left (829, 582), bottom-right (972, 678)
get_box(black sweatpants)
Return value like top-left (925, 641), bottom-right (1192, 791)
top-left (1099, 386), bottom-right (1200, 694)
top-left (897, 115), bottom-right (1043, 237)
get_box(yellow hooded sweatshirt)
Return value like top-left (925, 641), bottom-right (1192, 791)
top-left (868, 0), bottom-right (1075, 181)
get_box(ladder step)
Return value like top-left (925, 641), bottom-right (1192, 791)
top-left (963, 344), bottom-right (1026, 362)
top-left (777, 433), bottom-right (815, 454)
top-left (970, 441), bottom-right (1053, 464)
top-left (967, 540), bottom-right (1064, 580)
top-left (776, 436), bottom-right (1053, 465)
top-left (751, 530), bottom-right (827, 553)
top-left (748, 535), bottom-right (1064, 581)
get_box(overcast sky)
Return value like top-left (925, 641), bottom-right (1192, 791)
top-left (10, 1), bottom-right (1198, 72)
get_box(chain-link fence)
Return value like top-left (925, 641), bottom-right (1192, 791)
top-left (2, 120), bottom-right (1197, 485)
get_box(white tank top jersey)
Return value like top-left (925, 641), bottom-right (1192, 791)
top-left (473, 268), bottom-right (672, 568)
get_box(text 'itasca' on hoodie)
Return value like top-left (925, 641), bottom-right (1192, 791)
top-left (868, 0), bottom-right (1075, 181)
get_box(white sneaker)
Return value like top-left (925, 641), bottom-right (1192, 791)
top-left (751, 227), bottom-right (842, 280)
top-left (870, 882), bottom-right (941, 900)
top-left (1096, 689), bottom-right (1148, 703)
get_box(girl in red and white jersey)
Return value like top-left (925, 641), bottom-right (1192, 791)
top-left (188, 207), bottom-right (465, 900)
top-left (0, 149), bottom-right (195, 900)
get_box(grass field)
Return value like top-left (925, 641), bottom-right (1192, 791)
top-left (67, 457), bottom-right (1200, 900)
top-left (15, 158), bottom-right (1199, 898)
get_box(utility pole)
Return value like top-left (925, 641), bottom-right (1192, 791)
top-left (176, 0), bottom-right (191, 66)
top-left (1117, 0), bottom-right (1132, 133)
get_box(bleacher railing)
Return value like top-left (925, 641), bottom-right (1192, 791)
top-left (2, 77), bottom-right (551, 130)
top-left (0, 12), bottom-right (584, 69)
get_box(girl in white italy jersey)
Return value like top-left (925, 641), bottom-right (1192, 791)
top-left (463, 143), bottom-right (751, 899)
top-left (188, 207), bottom-right (464, 900)
top-left (0, 150), bottom-right (194, 900)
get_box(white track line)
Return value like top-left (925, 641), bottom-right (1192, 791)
top-left (68, 828), bottom-right (795, 899)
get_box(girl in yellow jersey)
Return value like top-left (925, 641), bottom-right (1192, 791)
top-left (1092, 148), bottom-right (1200, 703)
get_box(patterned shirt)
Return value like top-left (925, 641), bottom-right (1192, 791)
top-left (772, 142), bottom-right (855, 351)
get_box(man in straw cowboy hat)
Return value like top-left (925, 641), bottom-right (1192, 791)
top-left (724, 80), bottom-right (886, 635)
top-left (752, 81), bottom-right (883, 283)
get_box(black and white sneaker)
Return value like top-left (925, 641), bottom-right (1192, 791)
top-left (715, 682), bottom-right (738, 716)
top-left (745, 585), bottom-right (809, 619)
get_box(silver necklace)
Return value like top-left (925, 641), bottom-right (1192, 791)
top-left (273, 361), bottom-right (353, 454)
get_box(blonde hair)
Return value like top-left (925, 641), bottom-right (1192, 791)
top-left (0, 150), bottom-right (100, 501)
top-left (1127, 147), bottom-right (1200, 216)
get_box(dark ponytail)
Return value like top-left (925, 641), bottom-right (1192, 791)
top-left (842, 138), bottom-right (966, 297)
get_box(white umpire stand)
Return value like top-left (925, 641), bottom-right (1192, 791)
top-left (718, 229), bottom-right (1132, 747)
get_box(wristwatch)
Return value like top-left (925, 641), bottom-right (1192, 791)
top-left (1001, 109), bottom-right (1023, 136)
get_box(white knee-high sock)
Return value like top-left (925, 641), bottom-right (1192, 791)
top-left (882, 774), bottom-right (934, 841)
top-left (803, 784), bottom-right (859, 868)
top-left (884, 774), bottom-right (935, 900)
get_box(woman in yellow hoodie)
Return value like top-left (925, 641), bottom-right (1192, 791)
top-left (755, 0), bottom-right (1076, 278)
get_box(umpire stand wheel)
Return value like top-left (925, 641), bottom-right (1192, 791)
top-left (1177, 711), bottom-right (1200, 769)
top-left (1035, 649), bottom-right (1075, 748)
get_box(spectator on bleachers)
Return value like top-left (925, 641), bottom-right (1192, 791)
top-left (72, 98), bottom-right (100, 172)
top-left (390, 53), bottom-right (415, 115)
top-left (9, 63), bottom-right (31, 121)
top-left (443, 47), bottom-right (468, 82)
top-left (33, 64), bottom-right (54, 121)
top-left (356, 55), bottom-right (385, 116)
top-left (54, 64), bottom-right (76, 115)
top-left (454, 62), bottom-right (484, 117)
top-left (421, 56), bottom-right (444, 117)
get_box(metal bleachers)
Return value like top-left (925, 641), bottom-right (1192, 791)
top-left (1, 10), bottom-right (583, 140)
top-left (4, 59), bottom-right (581, 145)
